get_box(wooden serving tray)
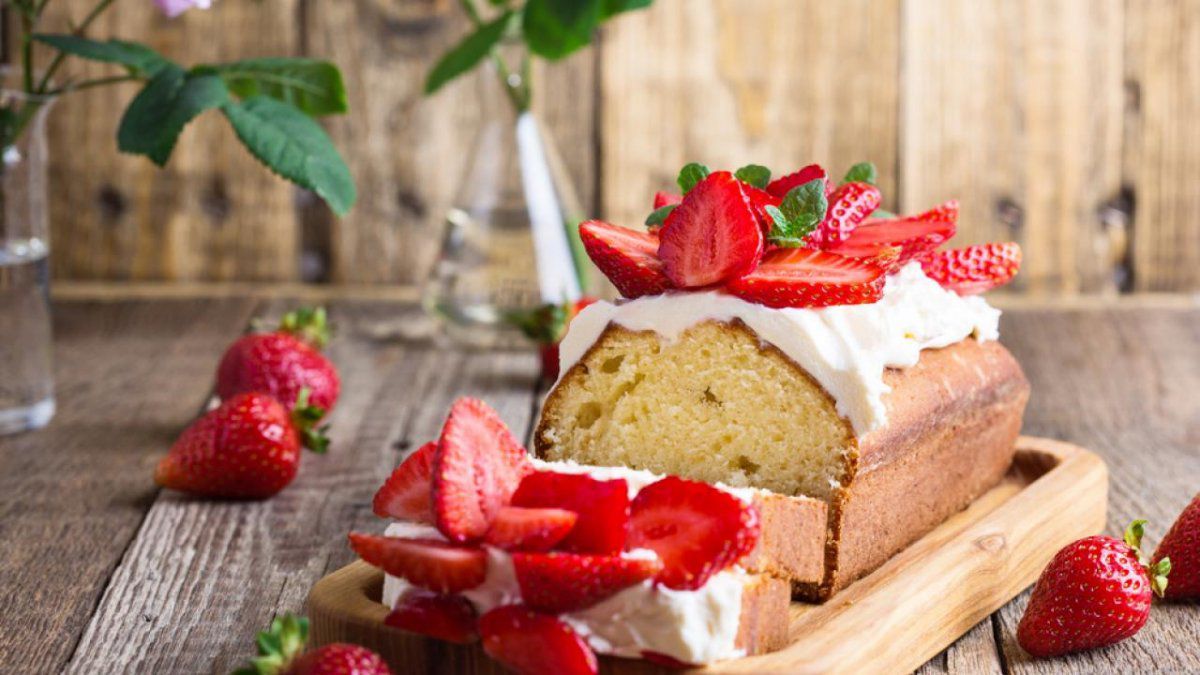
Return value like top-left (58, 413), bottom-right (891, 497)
top-left (307, 436), bottom-right (1107, 674)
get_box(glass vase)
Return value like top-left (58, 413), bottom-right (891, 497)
top-left (0, 79), bottom-right (55, 435)
top-left (422, 62), bottom-right (595, 349)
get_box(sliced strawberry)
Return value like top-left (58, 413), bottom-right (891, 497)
top-left (484, 506), bottom-right (579, 552)
top-left (384, 588), bottom-right (478, 644)
top-left (812, 181), bottom-right (881, 247)
top-left (742, 184), bottom-right (782, 235)
top-left (725, 248), bottom-right (886, 309)
top-left (830, 201), bottom-right (958, 264)
top-left (480, 605), bottom-right (598, 675)
top-left (641, 651), bottom-right (698, 669)
top-left (628, 477), bottom-right (760, 590)
top-left (512, 471), bottom-right (630, 555)
top-left (433, 397), bottom-right (534, 543)
top-left (766, 163), bottom-right (826, 199)
top-left (348, 534), bottom-right (487, 593)
top-left (658, 171), bottom-right (764, 288)
top-left (920, 242), bottom-right (1022, 295)
top-left (579, 220), bottom-right (673, 299)
top-left (653, 191), bottom-right (682, 209)
top-left (373, 441), bottom-right (437, 522)
top-left (512, 551), bottom-right (662, 613)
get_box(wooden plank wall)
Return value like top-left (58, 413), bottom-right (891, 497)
top-left (26, 0), bottom-right (1200, 293)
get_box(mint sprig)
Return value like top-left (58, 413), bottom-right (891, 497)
top-left (677, 162), bottom-right (711, 194)
top-left (766, 179), bottom-right (827, 247)
top-left (645, 204), bottom-right (677, 228)
top-left (842, 161), bottom-right (877, 186)
top-left (734, 164), bottom-right (771, 189)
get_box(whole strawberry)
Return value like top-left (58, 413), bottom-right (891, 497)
top-left (505, 296), bottom-right (598, 381)
top-left (154, 391), bottom-right (328, 499)
top-left (234, 614), bottom-right (391, 675)
top-left (1154, 493), bottom-right (1199, 600)
top-left (1017, 520), bottom-right (1170, 658)
top-left (216, 307), bottom-right (340, 416)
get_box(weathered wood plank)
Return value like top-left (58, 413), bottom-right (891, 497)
top-left (304, 0), bottom-right (598, 284)
top-left (0, 297), bottom-right (256, 673)
top-left (900, 0), bottom-right (1125, 295)
top-left (63, 300), bottom-right (540, 673)
top-left (995, 308), bottom-right (1200, 672)
top-left (1124, 0), bottom-right (1200, 291)
top-left (599, 0), bottom-right (900, 229)
top-left (39, 0), bottom-right (304, 282)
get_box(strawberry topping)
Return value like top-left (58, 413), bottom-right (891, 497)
top-left (347, 534), bottom-right (487, 594)
top-left (813, 181), bottom-right (881, 246)
top-left (742, 183), bottom-right (783, 235)
top-left (512, 471), bottom-right (630, 555)
top-left (725, 248), bottom-right (886, 309)
top-left (579, 220), bottom-right (673, 299)
top-left (919, 242), bottom-right (1022, 295)
top-left (658, 171), bottom-right (764, 288)
top-left (372, 441), bottom-right (437, 523)
top-left (480, 605), bottom-right (599, 675)
top-left (627, 476), bottom-right (760, 590)
top-left (766, 164), bottom-right (826, 199)
top-left (829, 201), bottom-right (958, 264)
top-left (653, 191), bottom-right (682, 209)
top-left (484, 506), bottom-right (579, 552)
top-left (385, 589), bottom-right (478, 644)
top-left (513, 551), bottom-right (663, 613)
top-left (432, 397), bottom-right (533, 542)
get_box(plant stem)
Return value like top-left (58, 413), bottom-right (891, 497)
top-left (35, 0), bottom-right (118, 94)
top-left (457, 0), bottom-right (531, 113)
top-left (44, 74), bottom-right (137, 96)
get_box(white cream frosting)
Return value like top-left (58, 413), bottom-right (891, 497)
top-left (378, 462), bottom-right (750, 664)
top-left (557, 263), bottom-right (1001, 435)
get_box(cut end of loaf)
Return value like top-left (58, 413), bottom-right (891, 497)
top-left (535, 320), bottom-right (856, 501)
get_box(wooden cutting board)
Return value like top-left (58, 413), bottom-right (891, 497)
top-left (307, 436), bottom-right (1107, 674)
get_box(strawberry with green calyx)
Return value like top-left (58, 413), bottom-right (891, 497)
top-left (1153, 493), bottom-right (1200, 600)
top-left (234, 614), bottom-right (391, 675)
top-left (1017, 520), bottom-right (1170, 658)
top-left (504, 296), bottom-right (598, 380)
top-left (217, 306), bottom-right (341, 417)
top-left (154, 390), bottom-right (329, 499)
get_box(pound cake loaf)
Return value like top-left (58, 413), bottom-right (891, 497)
top-left (534, 161), bottom-right (1029, 600)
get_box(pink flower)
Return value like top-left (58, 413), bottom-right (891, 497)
top-left (154, 0), bottom-right (213, 18)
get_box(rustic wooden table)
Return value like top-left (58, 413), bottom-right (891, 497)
top-left (2, 289), bottom-right (1198, 674)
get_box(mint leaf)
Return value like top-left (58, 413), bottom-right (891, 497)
top-left (33, 34), bottom-right (172, 77)
top-left (426, 11), bottom-right (514, 94)
top-left (735, 164), bottom-right (771, 189)
top-left (645, 203), bottom-right (677, 228)
top-left (117, 66), bottom-right (229, 166)
top-left (222, 96), bottom-right (356, 216)
top-left (523, 0), bottom-right (602, 60)
top-left (677, 163), bottom-right (710, 193)
top-left (870, 208), bottom-right (895, 219)
top-left (767, 179), bottom-right (826, 247)
top-left (602, 0), bottom-right (652, 18)
top-left (213, 58), bottom-right (347, 116)
top-left (842, 161), bottom-right (877, 186)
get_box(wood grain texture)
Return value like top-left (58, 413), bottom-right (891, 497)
top-left (598, 0), bottom-right (900, 228)
top-left (306, 438), bottom-right (1107, 674)
top-left (0, 298), bottom-right (256, 673)
top-left (900, 0), bottom-right (1125, 295)
top-left (37, 0), bottom-right (304, 282)
top-left (61, 300), bottom-right (540, 673)
top-left (1124, 0), bottom-right (1200, 291)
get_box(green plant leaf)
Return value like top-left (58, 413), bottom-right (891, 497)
top-left (767, 179), bottom-right (826, 247)
top-left (522, 0), bottom-right (602, 60)
top-left (117, 65), bottom-right (229, 166)
top-left (842, 161), bottom-right (877, 186)
top-left (212, 58), bottom-right (347, 116)
top-left (735, 164), bottom-right (771, 189)
top-left (426, 11), bottom-right (514, 94)
top-left (677, 162), bottom-right (710, 193)
top-left (601, 0), bottom-right (652, 18)
top-left (221, 96), bottom-right (356, 216)
top-left (644, 203), bottom-right (677, 228)
top-left (870, 208), bottom-right (895, 219)
top-left (33, 34), bottom-right (172, 77)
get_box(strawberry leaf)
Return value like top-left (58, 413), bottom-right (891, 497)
top-left (32, 34), bottom-right (173, 77)
top-left (842, 162), bottom-right (877, 186)
top-left (426, 11), bottom-right (514, 94)
top-left (766, 179), bottom-right (826, 247)
top-left (523, 0), bottom-right (601, 60)
top-left (644, 203), bottom-right (677, 228)
top-left (215, 58), bottom-right (348, 116)
top-left (116, 65), bottom-right (230, 166)
top-left (734, 164), bottom-right (771, 189)
top-left (677, 162), bottom-right (710, 194)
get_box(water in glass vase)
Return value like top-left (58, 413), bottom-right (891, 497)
top-left (0, 237), bottom-right (55, 434)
